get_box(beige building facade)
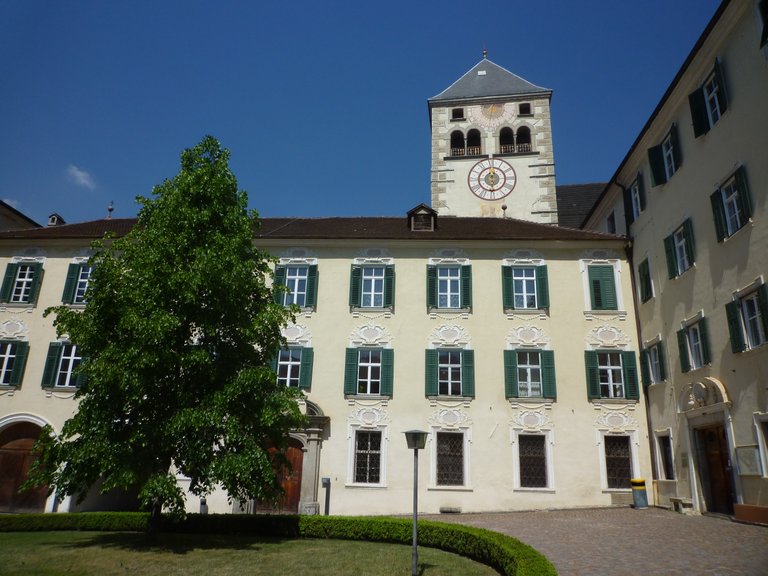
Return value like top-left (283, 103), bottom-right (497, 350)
top-left (585, 0), bottom-right (768, 523)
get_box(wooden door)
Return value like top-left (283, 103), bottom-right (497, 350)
top-left (0, 424), bottom-right (49, 513)
top-left (696, 425), bottom-right (734, 515)
top-left (254, 439), bottom-right (304, 514)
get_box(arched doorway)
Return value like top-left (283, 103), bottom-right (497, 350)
top-left (0, 421), bottom-right (49, 513)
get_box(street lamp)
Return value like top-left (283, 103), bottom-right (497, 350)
top-left (404, 430), bottom-right (428, 576)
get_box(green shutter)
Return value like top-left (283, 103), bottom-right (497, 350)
top-left (640, 349), bottom-right (651, 386)
top-left (41, 342), bottom-right (63, 388)
top-left (699, 318), bottom-right (711, 365)
top-left (349, 266), bottom-right (362, 307)
top-left (623, 186), bottom-right (634, 228)
top-left (584, 351), bottom-right (600, 399)
top-left (710, 190), bottom-right (727, 242)
top-left (657, 342), bottom-right (667, 381)
top-left (622, 352), bottom-right (639, 400)
top-left (639, 259), bottom-right (651, 303)
top-left (0, 263), bottom-right (19, 303)
top-left (725, 301), bottom-right (746, 353)
top-left (670, 124), bottom-right (682, 171)
top-left (380, 349), bottom-right (394, 397)
top-left (273, 266), bottom-right (286, 304)
top-left (734, 166), bottom-right (753, 221)
top-left (637, 173), bottom-right (647, 211)
top-left (62, 264), bottom-right (80, 304)
top-left (663, 234), bottom-right (677, 279)
top-left (540, 350), bottom-right (556, 399)
top-left (758, 284), bottom-right (768, 340)
top-left (503, 350), bottom-right (519, 398)
top-left (269, 352), bottom-right (278, 373)
top-left (683, 219), bottom-right (695, 266)
top-left (588, 266), bottom-right (617, 310)
top-left (460, 265), bottom-right (472, 308)
top-left (425, 349), bottom-right (438, 396)
top-left (298, 348), bottom-right (313, 391)
top-left (27, 263), bottom-right (43, 305)
top-left (344, 348), bottom-right (358, 395)
top-left (461, 350), bottom-right (475, 398)
top-left (689, 87), bottom-right (710, 138)
top-left (426, 266), bottom-right (437, 309)
top-left (305, 265), bottom-right (318, 308)
top-left (8, 341), bottom-right (29, 387)
top-left (648, 145), bottom-right (667, 186)
top-left (383, 266), bottom-right (395, 308)
top-left (502, 266), bottom-right (514, 309)
top-left (536, 266), bottom-right (549, 309)
top-left (713, 59), bottom-right (728, 115)
top-left (677, 329), bottom-right (691, 373)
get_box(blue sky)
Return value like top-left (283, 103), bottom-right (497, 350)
top-left (1, 0), bottom-right (720, 226)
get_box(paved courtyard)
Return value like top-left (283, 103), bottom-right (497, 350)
top-left (423, 507), bottom-right (768, 576)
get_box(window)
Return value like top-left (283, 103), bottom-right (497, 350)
top-left (436, 431), bottom-right (464, 486)
top-left (657, 434), bottom-right (675, 480)
top-left (606, 211), bottom-right (616, 234)
top-left (518, 434), bottom-right (548, 488)
top-left (273, 264), bottom-right (318, 308)
top-left (663, 219), bottom-right (695, 278)
top-left (0, 262), bottom-right (43, 305)
top-left (349, 265), bottom-right (394, 309)
top-left (353, 430), bottom-right (382, 484)
top-left (450, 130), bottom-right (466, 156)
top-left (518, 103), bottom-right (532, 116)
top-left (41, 342), bottom-right (84, 388)
top-left (726, 285), bottom-right (768, 352)
top-left (425, 349), bottom-right (474, 398)
top-left (689, 61), bottom-right (728, 137)
top-left (502, 265), bottom-right (548, 310)
top-left (466, 129), bottom-right (481, 155)
top-left (711, 167), bottom-right (753, 241)
top-left (648, 125), bottom-right (681, 186)
top-left (588, 265), bottom-right (618, 310)
top-left (273, 347), bottom-right (313, 390)
top-left (677, 319), bottom-right (710, 372)
top-left (640, 341), bottom-right (667, 386)
top-left (504, 349), bottom-right (556, 399)
top-left (623, 173), bottom-right (646, 226)
top-left (585, 350), bottom-right (640, 400)
top-left (499, 127), bottom-right (515, 153)
top-left (604, 435), bottom-right (632, 489)
top-left (427, 265), bottom-right (472, 310)
top-left (515, 126), bottom-right (532, 152)
top-left (62, 263), bottom-right (92, 304)
top-left (450, 108), bottom-right (464, 120)
top-left (0, 341), bottom-right (29, 387)
top-left (344, 348), bottom-right (394, 396)
top-left (638, 258), bottom-right (653, 303)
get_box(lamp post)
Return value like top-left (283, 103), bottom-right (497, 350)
top-left (404, 430), bottom-right (428, 576)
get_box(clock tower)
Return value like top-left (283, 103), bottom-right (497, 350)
top-left (428, 54), bottom-right (558, 223)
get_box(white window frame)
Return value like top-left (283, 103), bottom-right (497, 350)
top-left (648, 344), bottom-right (663, 384)
top-left (437, 349), bottom-right (463, 396)
top-left (740, 291), bottom-right (766, 349)
top-left (437, 266), bottom-right (461, 309)
top-left (597, 430), bottom-right (640, 491)
top-left (0, 341), bottom-right (20, 386)
top-left (703, 70), bottom-right (722, 127)
top-left (357, 348), bottom-right (382, 395)
top-left (346, 425), bottom-right (388, 488)
top-left (511, 428), bottom-right (555, 491)
top-left (630, 179), bottom-right (643, 219)
top-left (283, 265), bottom-right (309, 307)
top-left (429, 427), bottom-right (471, 490)
top-left (512, 266), bottom-right (537, 310)
top-left (755, 413), bottom-right (768, 479)
top-left (720, 176), bottom-right (744, 237)
top-left (56, 343), bottom-right (82, 388)
top-left (662, 132), bottom-right (676, 180)
top-left (686, 323), bottom-right (705, 370)
top-left (597, 351), bottom-right (625, 399)
top-left (360, 266), bottom-right (385, 308)
top-left (276, 347), bottom-right (303, 388)
top-left (516, 350), bottom-right (542, 397)
top-left (673, 226), bottom-right (690, 274)
top-left (654, 430), bottom-right (676, 481)
top-left (72, 262), bottom-right (92, 305)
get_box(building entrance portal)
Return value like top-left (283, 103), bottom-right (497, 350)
top-left (254, 438), bottom-right (304, 514)
top-left (695, 425), bottom-right (734, 515)
top-left (0, 422), bottom-right (49, 513)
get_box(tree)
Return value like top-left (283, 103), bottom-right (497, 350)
top-left (30, 136), bottom-right (304, 529)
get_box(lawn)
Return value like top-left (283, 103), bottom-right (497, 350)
top-left (0, 531), bottom-right (500, 576)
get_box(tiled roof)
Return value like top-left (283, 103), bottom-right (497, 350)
top-left (429, 58), bottom-right (550, 104)
top-left (0, 214), bottom-right (621, 243)
top-left (556, 183), bottom-right (607, 229)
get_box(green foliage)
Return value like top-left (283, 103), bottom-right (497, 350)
top-left (28, 136), bottom-right (305, 518)
top-left (0, 513), bottom-right (557, 576)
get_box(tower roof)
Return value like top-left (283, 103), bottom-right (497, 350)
top-left (428, 58), bottom-right (550, 105)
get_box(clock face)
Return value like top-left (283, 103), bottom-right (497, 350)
top-left (468, 158), bottom-right (517, 200)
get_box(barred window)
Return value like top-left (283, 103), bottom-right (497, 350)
top-left (518, 434), bottom-right (547, 488)
top-left (604, 435), bottom-right (632, 489)
top-left (354, 430), bottom-right (382, 484)
top-left (436, 432), bottom-right (464, 486)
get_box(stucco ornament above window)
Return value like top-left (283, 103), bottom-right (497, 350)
top-left (587, 325), bottom-right (631, 349)
top-left (429, 324), bottom-right (471, 348)
top-left (678, 378), bottom-right (731, 412)
top-left (282, 323), bottom-right (312, 346)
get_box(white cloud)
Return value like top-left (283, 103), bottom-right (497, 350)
top-left (2, 198), bottom-right (19, 208)
top-left (66, 164), bottom-right (96, 190)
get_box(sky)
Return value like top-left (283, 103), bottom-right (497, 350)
top-left (1, 0), bottom-right (722, 226)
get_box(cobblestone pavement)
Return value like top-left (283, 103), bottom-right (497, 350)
top-left (422, 507), bottom-right (768, 576)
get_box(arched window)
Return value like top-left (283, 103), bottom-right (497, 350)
top-left (516, 126), bottom-right (532, 152)
top-left (499, 127), bottom-right (515, 154)
top-left (450, 131), bottom-right (466, 156)
top-left (466, 129), bottom-right (481, 155)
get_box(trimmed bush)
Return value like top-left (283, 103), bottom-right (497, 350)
top-left (0, 512), bottom-right (556, 576)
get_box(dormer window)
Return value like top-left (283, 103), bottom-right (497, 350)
top-left (451, 108), bottom-right (465, 121)
top-left (519, 103), bottom-right (532, 116)
top-left (407, 204), bottom-right (437, 232)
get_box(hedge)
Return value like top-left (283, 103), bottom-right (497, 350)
top-left (0, 512), bottom-right (557, 576)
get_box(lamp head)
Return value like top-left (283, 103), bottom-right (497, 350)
top-left (405, 430), bottom-right (428, 450)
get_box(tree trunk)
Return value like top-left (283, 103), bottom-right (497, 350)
top-left (147, 497), bottom-right (162, 541)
